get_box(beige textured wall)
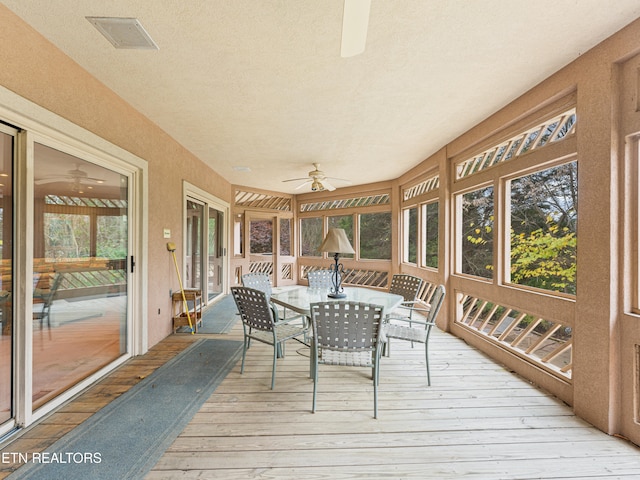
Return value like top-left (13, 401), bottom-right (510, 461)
top-left (3, 2), bottom-right (640, 438)
top-left (0, 5), bottom-right (232, 347)
top-left (398, 16), bottom-right (640, 435)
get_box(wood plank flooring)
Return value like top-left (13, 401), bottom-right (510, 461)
top-left (147, 323), bottom-right (640, 479)
top-left (1, 314), bottom-right (639, 479)
top-left (0, 334), bottom-right (199, 478)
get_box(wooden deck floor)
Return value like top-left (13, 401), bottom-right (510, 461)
top-left (1, 314), bottom-right (639, 479)
top-left (147, 322), bottom-right (640, 479)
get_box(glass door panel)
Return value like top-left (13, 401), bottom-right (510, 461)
top-left (32, 143), bottom-right (128, 410)
top-left (207, 207), bottom-right (223, 301)
top-left (0, 131), bottom-right (13, 425)
top-left (186, 200), bottom-right (203, 291)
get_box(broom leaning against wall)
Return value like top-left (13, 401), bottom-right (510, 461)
top-left (167, 242), bottom-right (194, 334)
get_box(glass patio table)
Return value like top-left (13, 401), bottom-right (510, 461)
top-left (270, 285), bottom-right (404, 318)
top-left (270, 286), bottom-right (404, 376)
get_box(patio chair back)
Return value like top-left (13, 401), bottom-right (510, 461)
top-left (310, 301), bottom-right (384, 418)
top-left (307, 270), bottom-right (334, 290)
top-left (241, 272), bottom-right (272, 299)
top-left (232, 285), bottom-right (276, 332)
top-left (231, 286), bottom-right (308, 389)
top-left (389, 273), bottom-right (423, 304)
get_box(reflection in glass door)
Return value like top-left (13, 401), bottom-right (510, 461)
top-left (207, 207), bottom-right (223, 301)
top-left (0, 130), bottom-right (13, 426)
top-left (32, 143), bottom-right (128, 410)
top-left (185, 196), bottom-right (226, 303)
top-left (186, 200), bottom-right (203, 292)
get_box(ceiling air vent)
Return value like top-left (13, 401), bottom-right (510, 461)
top-left (86, 17), bottom-right (158, 50)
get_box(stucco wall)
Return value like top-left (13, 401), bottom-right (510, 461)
top-left (3, 3), bottom-right (640, 440)
top-left (0, 5), bottom-right (232, 348)
top-left (398, 16), bottom-right (640, 436)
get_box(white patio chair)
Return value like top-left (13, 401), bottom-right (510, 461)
top-left (310, 301), bottom-right (384, 418)
top-left (383, 284), bottom-right (445, 386)
top-left (388, 273), bottom-right (424, 324)
top-left (231, 286), bottom-right (309, 390)
top-left (241, 272), bottom-right (273, 298)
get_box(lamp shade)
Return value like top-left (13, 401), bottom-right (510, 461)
top-left (320, 228), bottom-right (355, 254)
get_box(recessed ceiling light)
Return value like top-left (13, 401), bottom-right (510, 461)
top-left (86, 17), bottom-right (159, 50)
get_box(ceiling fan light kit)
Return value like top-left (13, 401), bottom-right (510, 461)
top-left (34, 165), bottom-right (106, 187)
top-left (282, 163), bottom-right (352, 192)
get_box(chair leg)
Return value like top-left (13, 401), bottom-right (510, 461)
top-left (312, 355), bottom-right (318, 413)
top-left (309, 339), bottom-right (316, 379)
top-left (373, 372), bottom-right (378, 419)
top-left (271, 342), bottom-right (278, 390)
top-left (408, 312), bottom-right (414, 348)
top-left (241, 336), bottom-right (248, 374)
top-left (425, 342), bottom-right (431, 386)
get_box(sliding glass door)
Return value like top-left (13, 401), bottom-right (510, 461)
top-left (208, 206), bottom-right (224, 301)
top-left (186, 200), bottom-right (203, 292)
top-left (184, 187), bottom-right (227, 304)
top-left (32, 143), bottom-right (129, 410)
top-left (0, 128), bottom-right (14, 429)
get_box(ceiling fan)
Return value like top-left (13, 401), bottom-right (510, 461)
top-left (35, 165), bottom-right (106, 188)
top-left (341, 0), bottom-right (371, 57)
top-left (282, 163), bottom-right (351, 192)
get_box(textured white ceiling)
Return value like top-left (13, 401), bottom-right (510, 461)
top-left (3, 1), bottom-right (640, 193)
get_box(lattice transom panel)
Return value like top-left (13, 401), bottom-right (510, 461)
top-left (403, 174), bottom-right (439, 202)
top-left (456, 108), bottom-right (576, 179)
top-left (300, 194), bottom-right (390, 212)
top-left (235, 190), bottom-right (291, 211)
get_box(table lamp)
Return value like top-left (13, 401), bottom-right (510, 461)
top-left (319, 228), bottom-right (355, 298)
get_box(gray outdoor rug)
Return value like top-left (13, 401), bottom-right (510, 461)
top-left (9, 338), bottom-right (242, 480)
top-left (193, 294), bottom-right (239, 334)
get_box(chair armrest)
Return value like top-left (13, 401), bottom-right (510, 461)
top-left (384, 316), bottom-right (435, 327)
top-left (400, 300), bottom-right (432, 310)
top-left (273, 307), bottom-right (308, 327)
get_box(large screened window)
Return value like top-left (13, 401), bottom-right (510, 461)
top-left (298, 193), bottom-right (392, 289)
top-left (359, 212), bottom-right (392, 260)
top-left (402, 173), bottom-right (440, 271)
top-left (300, 217), bottom-right (323, 257)
top-left (422, 201), bottom-right (439, 269)
top-left (328, 214), bottom-right (354, 258)
top-left (509, 161), bottom-right (577, 294)
top-left (403, 207), bottom-right (418, 264)
top-left (460, 186), bottom-right (494, 279)
top-left (453, 100), bottom-right (577, 382)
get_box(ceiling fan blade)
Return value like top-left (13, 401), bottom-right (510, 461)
top-left (294, 180), bottom-right (312, 190)
top-left (326, 176), bottom-right (352, 185)
top-left (282, 177), bottom-right (310, 183)
top-left (35, 177), bottom-right (67, 185)
top-left (341, 0), bottom-right (371, 58)
top-left (322, 180), bottom-right (337, 192)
